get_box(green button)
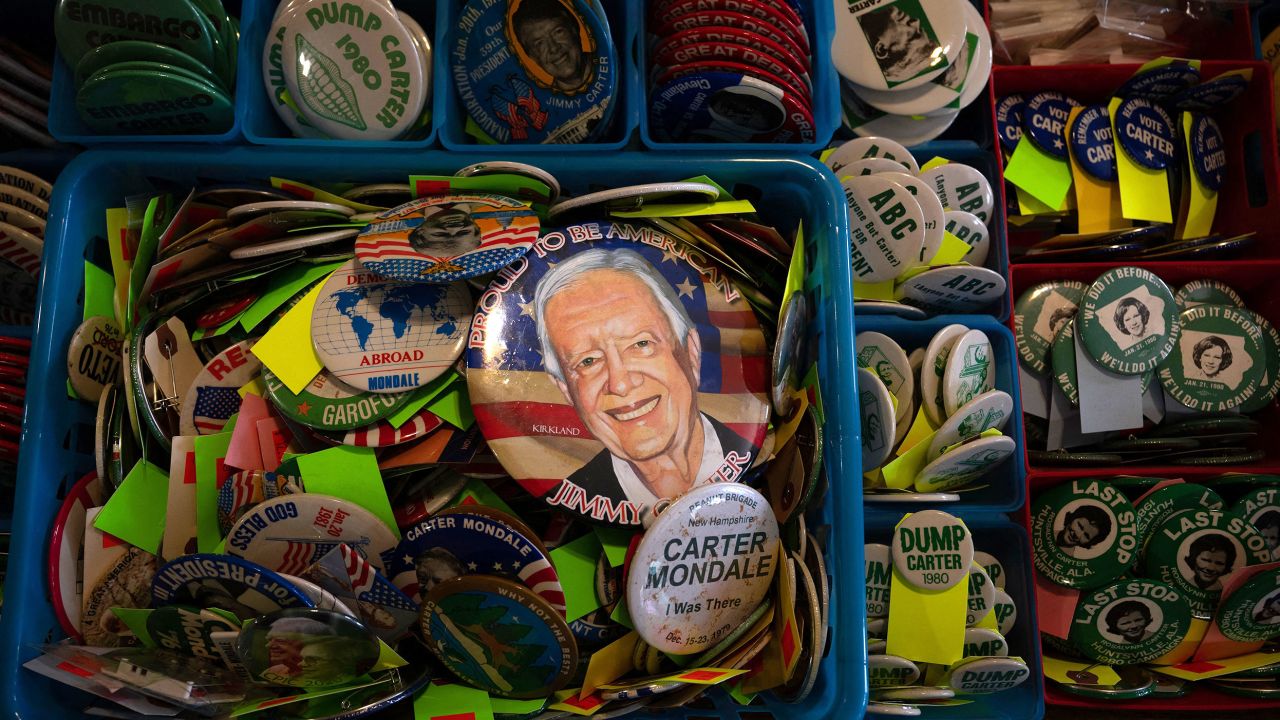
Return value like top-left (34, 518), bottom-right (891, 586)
top-left (1050, 319), bottom-right (1078, 405)
top-left (1157, 304), bottom-right (1264, 412)
top-left (1134, 483), bottom-right (1224, 552)
top-left (1032, 479), bottom-right (1138, 589)
top-left (1143, 508), bottom-right (1272, 615)
top-left (1230, 486), bottom-right (1280, 561)
top-left (1175, 279), bottom-right (1245, 310)
top-left (1014, 280), bottom-right (1086, 375)
top-left (55, 0), bottom-right (216, 69)
top-left (1240, 310), bottom-right (1280, 413)
top-left (1067, 579), bottom-right (1191, 665)
top-left (1078, 267), bottom-right (1180, 375)
top-left (1214, 567), bottom-right (1280, 643)
top-left (262, 367), bottom-right (412, 431)
top-left (74, 40), bottom-right (224, 90)
top-left (76, 68), bottom-right (233, 135)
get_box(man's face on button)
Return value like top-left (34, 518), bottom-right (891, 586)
top-left (411, 208), bottom-right (482, 257)
top-left (519, 16), bottom-right (583, 84)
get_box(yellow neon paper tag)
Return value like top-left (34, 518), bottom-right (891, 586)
top-left (885, 516), bottom-right (968, 665)
top-left (1154, 650), bottom-right (1280, 681)
top-left (238, 376), bottom-right (266, 399)
top-left (895, 406), bottom-right (938, 457)
top-left (1004, 135), bottom-right (1074, 210)
top-left (1176, 112), bottom-right (1218, 239)
top-left (881, 427), bottom-right (932, 489)
top-left (930, 232), bottom-right (972, 266)
top-left (1065, 106), bottom-right (1128, 233)
top-left (1109, 97), bottom-right (1173, 223)
top-left (251, 277), bottom-right (328, 394)
top-left (854, 279), bottom-right (895, 301)
top-left (611, 200), bottom-right (756, 218)
top-left (920, 156), bottom-right (951, 172)
top-left (1041, 656), bottom-right (1121, 687)
top-left (580, 631), bottom-right (640, 697)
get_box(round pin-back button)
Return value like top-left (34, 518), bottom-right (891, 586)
top-left (1115, 61), bottom-right (1201, 99)
top-left (627, 482), bottom-right (778, 654)
top-left (49, 471), bottom-right (104, 642)
top-left (333, 405), bottom-right (444, 449)
top-left (196, 292), bottom-right (257, 329)
top-left (217, 470), bottom-right (294, 536)
top-left (1050, 319), bottom-right (1080, 405)
top-left (875, 686), bottom-right (955, 703)
top-left (452, 0), bottom-right (615, 144)
top-left (226, 494), bottom-right (401, 574)
top-left (664, 0), bottom-right (808, 44)
top-left (842, 174), bottom-right (925, 283)
top-left (80, 539), bottom-right (159, 647)
top-left (77, 68), bottom-right (234, 135)
top-left (653, 42), bottom-right (810, 97)
top-left (942, 329), bottom-right (994, 418)
top-left (1144, 508), bottom-right (1272, 615)
top-left (0, 185), bottom-right (46, 219)
top-left (466, 222), bottom-right (769, 527)
top-left (945, 656), bottom-right (1030, 694)
top-left (867, 702), bottom-right (921, 717)
top-left (546, 182), bottom-right (720, 221)
top-left (653, 25), bottom-right (811, 80)
top-left (1114, 97), bottom-right (1177, 170)
top-left (878, 171), bottom-right (946, 264)
top-left (1175, 279), bottom-right (1245, 309)
top-left (973, 550), bottom-right (1006, 591)
top-left (145, 604), bottom-right (238, 663)
top-left (1059, 666), bottom-right (1157, 700)
top-left (921, 324), bottom-right (966, 426)
top-left (263, 367), bottom-right (413, 431)
top-left (231, 227), bottom-right (361, 260)
top-left (839, 157), bottom-right (912, 178)
top-left (917, 163), bottom-right (995, 225)
top-left (963, 627), bottom-right (1007, 658)
top-left (891, 510), bottom-right (973, 591)
top-left (1069, 104), bottom-right (1118, 182)
top-left (54, 0), bottom-right (216, 68)
top-left (865, 542), bottom-right (892, 618)
top-left (1232, 487), bottom-right (1280, 561)
top-left (66, 316), bottom-right (123, 402)
top-left (649, 71), bottom-right (815, 144)
top-left (992, 588), bottom-right (1017, 636)
top-left (996, 94), bottom-right (1026, 153)
top-left (1067, 578), bottom-right (1192, 665)
top-left (0, 165), bottom-right (51, 202)
top-left (943, 210), bottom-right (988, 266)
top-left (152, 553), bottom-right (315, 620)
top-left (1135, 483), bottom-right (1225, 549)
top-left (0, 202), bottom-right (46, 236)
top-left (859, 367), bottom-right (896, 473)
top-left (1023, 91), bottom-right (1081, 159)
top-left (1215, 568), bottom-right (1280, 642)
top-left (657, 9), bottom-right (808, 59)
top-left (1156, 303), bottom-right (1264, 412)
top-left (456, 161), bottom-right (563, 204)
top-left (967, 563), bottom-right (996, 626)
top-left (240, 608), bottom-right (380, 688)
top-left (356, 194), bottom-right (540, 283)
top-left (226, 200), bottom-right (356, 224)
top-left (825, 136), bottom-right (919, 175)
top-left (1032, 479), bottom-right (1139, 589)
top-left (423, 574), bottom-right (578, 698)
top-left (831, 0), bottom-right (964, 91)
top-left (927, 390), bottom-right (1012, 462)
top-left (868, 654), bottom-right (921, 688)
top-left (281, 0), bottom-right (425, 141)
top-left (1175, 71), bottom-right (1250, 111)
top-left (855, 300), bottom-right (927, 320)
top-left (1190, 115), bottom-right (1226, 192)
top-left (311, 259), bottom-right (469, 393)
top-left (397, 506), bottom-right (565, 614)
top-left (772, 290), bottom-right (808, 416)
top-left (1014, 281), bottom-right (1087, 376)
top-left (178, 339), bottom-right (261, 435)
top-left (916, 435), bottom-right (1015, 494)
top-left (1079, 266), bottom-right (1180, 375)
top-left (0, 221), bottom-right (42, 277)
top-left (857, 331), bottom-right (914, 423)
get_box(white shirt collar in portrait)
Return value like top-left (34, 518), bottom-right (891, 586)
top-left (611, 413), bottom-right (726, 510)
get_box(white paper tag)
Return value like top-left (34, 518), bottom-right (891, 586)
top-left (1019, 364), bottom-right (1051, 419)
top-left (1074, 334), bottom-right (1143, 434)
top-left (1047, 383), bottom-right (1108, 451)
top-left (1142, 382), bottom-right (1166, 424)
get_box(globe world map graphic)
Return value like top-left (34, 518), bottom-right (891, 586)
top-left (314, 282), bottom-right (468, 357)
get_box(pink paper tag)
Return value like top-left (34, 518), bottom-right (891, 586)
top-left (1036, 571), bottom-right (1081, 639)
top-left (256, 417), bottom-right (291, 470)
top-left (224, 393), bottom-right (269, 471)
top-left (1193, 561), bottom-right (1280, 662)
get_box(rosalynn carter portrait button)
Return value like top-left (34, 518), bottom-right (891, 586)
top-left (311, 259), bottom-right (470, 394)
top-left (626, 482), bottom-right (779, 655)
top-left (1143, 508), bottom-right (1272, 616)
top-left (1067, 578), bottom-right (1192, 665)
top-left (1032, 479), bottom-right (1138, 590)
top-left (1023, 91), bottom-right (1080, 160)
top-left (1214, 567), bottom-right (1280, 643)
top-left (1115, 97), bottom-right (1177, 170)
top-left (1078, 266), bottom-right (1180, 376)
top-left (1156, 304), bottom-right (1264, 413)
top-left (1175, 279), bottom-right (1245, 309)
top-left (1134, 483), bottom-right (1224, 548)
top-left (891, 510), bottom-right (973, 591)
top-left (1069, 104), bottom-right (1118, 182)
top-left (1014, 280), bottom-right (1087, 376)
top-left (1241, 310), bottom-right (1280, 414)
top-left (1231, 487), bottom-right (1280, 561)
top-left (466, 222), bottom-right (769, 527)
top-left (452, 0), bottom-right (617, 144)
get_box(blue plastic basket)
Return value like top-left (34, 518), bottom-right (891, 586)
top-left (864, 515), bottom-right (1045, 720)
top-left (858, 314), bottom-right (1026, 516)
top-left (0, 148), bottom-right (866, 720)
top-left (240, 0), bottom-right (442, 148)
top-left (638, 0), bottom-right (840, 154)
top-left (47, 1), bottom-right (248, 145)
top-left (436, 0), bottom-right (641, 152)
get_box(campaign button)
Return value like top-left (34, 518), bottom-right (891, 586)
top-left (1143, 508), bottom-right (1273, 616)
top-left (927, 390), bottom-right (1012, 463)
top-left (920, 324), bottom-right (967, 427)
top-left (1050, 319), bottom-right (1080, 405)
top-left (1115, 97), bottom-right (1177, 170)
top-left (0, 202), bottom-right (46, 236)
top-left (311, 259), bottom-right (469, 393)
top-left (917, 162), bottom-right (995, 225)
top-left (916, 435), bottom-right (1014, 494)
top-left (839, 157), bottom-right (913, 178)
top-left (1069, 104), bottom-right (1118, 182)
top-left (831, 0), bottom-right (965, 91)
top-left (1215, 567), bottom-right (1280, 642)
top-left (996, 94), bottom-right (1026, 153)
top-left (944, 656), bottom-right (1030, 694)
top-left (1156, 303), bottom-right (1264, 413)
top-left (1014, 281), bottom-right (1087, 376)
top-left (546, 181), bottom-right (720, 221)
top-left (1135, 483), bottom-right (1225, 550)
top-left (76, 67), bottom-right (233, 135)
top-left (455, 161), bottom-right (563, 203)
top-left (152, 553), bottom-right (314, 620)
top-left (1079, 266), bottom-right (1180, 375)
top-left (262, 367), bottom-right (412, 431)
top-left (67, 316), bottom-right (123, 402)
top-left (179, 339), bottom-right (260, 435)
top-left (1190, 114), bottom-right (1227, 192)
top-left (48, 471), bottom-right (104, 642)
top-left (54, 0), bottom-right (216, 68)
top-left (356, 194), bottom-right (540, 283)
top-left (842, 174), bottom-right (925, 283)
top-left (653, 25), bottom-right (811, 79)
top-left (145, 605), bottom-right (238, 662)
top-left (974, 550), bottom-right (1006, 591)
top-left (878, 171), bottom-right (946, 265)
top-left (865, 542), bottom-right (892, 618)
top-left (875, 686), bottom-right (955, 702)
top-left (857, 331), bottom-right (914, 427)
top-left (224, 494), bottom-right (401, 575)
top-left (626, 482), bottom-right (778, 655)
top-left (772, 290), bottom-right (808, 416)
top-left (1023, 91), bottom-right (1081, 159)
top-left (1032, 479), bottom-right (1139, 589)
top-left (966, 562), bottom-right (996, 626)
top-left (656, 11), bottom-right (807, 63)
top-left (941, 329), bottom-right (994, 418)
top-left (0, 221), bottom-right (42, 277)
top-left (1059, 666), bottom-right (1157, 699)
top-left (1175, 71), bottom-right (1250, 111)
top-left (1231, 486), bottom-right (1280, 561)
top-left (649, 71), bottom-right (815, 144)
top-left (1067, 578), bottom-right (1192, 665)
top-left (1115, 61), bottom-right (1201, 99)
top-left (963, 627), bottom-right (1007, 658)
top-left (239, 608), bottom-right (380, 688)
top-left (422, 575), bottom-right (578, 698)
top-left (1175, 279), bottom-right (1244, 309)
top-left (858, 367), bottom-right (896, 473)
top-left (0, 165), bottom-right (51, 201)
top-left (868, 654), bottom-right (920, 688)
top-left (0, 184), bottom-right (47, 219)
top-left (825, 136), bottom-right (919, 175)
top-left (943, 210), bottom-right (988, 266)
top-left (891, 509), bottom-right (973, 591)
top-left (992, 588), bottom-right (1017, 636)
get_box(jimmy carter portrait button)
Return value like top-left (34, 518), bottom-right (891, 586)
top-left (1214, 568), bottom-right (1280, 642)
top-left (1190, 115), bottom-right (1227, 192)
top-left (841, 174), bottom-right (925, 283)
top-left (921, 324), bottom-right (967, 426)
top-left (1175, 279), bottom-right (1245, 309)
top-left (858, 367), bottom-right (896, 473)
top-left (1157, 304), bottom-right (1263, 412)
top-left (1067, 578), bottom-right (1191, 665)
top-left (225, 494), bottom-right (401, 575)
top-left (1134, 483), bottom-right (1224, 549)
top-left (1015, 281), bottom-right (1087, 376)
top-left (1032, 479), bottom-right (1138, 590)
top-left (1144, 508), bottom-right (1272, 616)
top-left (179, 339), bottom-right (261, 436)
top-left (311, 259), bottom-right (470, 394)
top-left (626, 482), bottom-right (778, 655)
top-left (865, 542), bottom-right (892, 617)
top-left (857, 331), bottom-right (914, 425)
top-left (67, 316), bottom-right (123, 402)
top-left (152, 554), bottom-right (314, 620)
top-left (1079, 267), bottom-right (1180, 375)
top-left (892, 510), bottom-right (973, 591)
top-left (1070, 104), bottom-right (1118, 182)
top-left (451, 0), bottom-right (616, 144)
top-left (1023, 91), bottom-right (1081, 160)
top-left (831, 0), bottom-right (964, 91)
top-left (465, 222), bottom-right (769, 527)
top-left (263, 367), bottom-right (413, 430)
top-left (996, 94), bottom-right (1025, 153)
top-left (1231, 487), bottom-right (1280, 561)
top-left (240, 608), bottom-right (381, 688)
top-left (355, 194), bottom-right (540, 283)
top-left (1115, 97), bottom-right (1177, 170)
